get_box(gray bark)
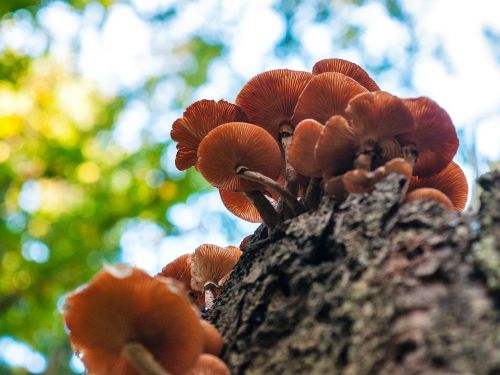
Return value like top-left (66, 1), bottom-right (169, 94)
top-left (209, 171), bottom-right (500, 375)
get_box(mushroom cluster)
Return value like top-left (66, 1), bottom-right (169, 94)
top-left (63, 264), bottom-right (230, 375)
top-left (172, 58), bottom-right (468, 227)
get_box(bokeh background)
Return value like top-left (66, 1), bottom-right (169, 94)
top-left (0, 0), bottom-right (499, 373)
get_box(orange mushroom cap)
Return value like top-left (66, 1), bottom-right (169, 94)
top-left (156, 254), bottom-right (192, 288)
top-left (314, 115), bottom-right (359, 179)
top-left (396, 97), bottom-right (459, 177)
top-left (345, 91), bottom-right (416, 143)
top-left (291, 72), bottom-right (368, 126)
top-left (197, 122), bottom-right (283, 191)
top-left (184, 354), bottom-right (230, 375)
top-left (288, 119), bottom-right (324, 177)
top-left (235, 69), bottom-right (312, 139)
top-left (190, 244), bottom-right (242, 292)
top-left (408, 161), bottom-right (468, 210)
top-left (171, 99), bottom-right (248, 170)
top-left (405, 187), bottom-right (454, 209)
top-left (312, 58), bottom-right (380, 91)
top-left (63, 265), bottom-right (203, 375)
top-left (219, 189), bottom-right (262, 223)
top-left (239, 235), bottom-right (252, 251)
top-left (200, 320), bottom-right (224, 357)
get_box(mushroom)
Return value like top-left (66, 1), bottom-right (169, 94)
top-left (190, 244), bottom-right (242, 309)
top-left (171, 99), bottom-right (247, 170)
top-left (197, 122), bottom-right (304, 223)
top-left (405, 187), bottom-right (454, 209)
top-left (312, 58), bottom-right (380, 91)
top-left (287, 119), bottom-right (325, 208)
top-left (219, 189), bottom-right (264, 223)
top-left (239, 235), bottom-right (252, 251)
top-left (396, 97), bottom-right (459, 177)
top-left (345, 91), bottom-right (415, 171)
top-left (63, 265), bottom-right (203, 375)
top-left (408, 161), bottom-right (468, 210)
top-left (235, 68), bottom-right (312, 197)
top-left (156, 254), bottom-right (205, 308)
top-left (291, 72), bottom-right (368, 126)
top-left (200, 320), bottom-right (224, 357)
top-left (184, 354), bottom-right (230, 375)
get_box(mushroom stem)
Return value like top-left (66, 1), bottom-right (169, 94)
top-left (122, 342), bottom-right (171, 375)
top-left (237, 167), bottom-right (305, 216)
top-left (277, 123), bottom-right (300, 217)
top-left (354, 140), bottom-right (377, 171)
top-left (304, 177), bottom-right (322, 210)
top-left (244, 191), bottom-right (282, 228)
top-left (203, 282), bottom-right (220, 310)
top-left (324, 175), bottom-right (347, 202)
top-left (402, 144), bottom-right (418, 167)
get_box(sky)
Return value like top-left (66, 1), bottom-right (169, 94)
top-left (1, 0), bottom-right (500, 372)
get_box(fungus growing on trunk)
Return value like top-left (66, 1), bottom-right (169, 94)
top-left (288, 119), bottom-right (323, 178)
top-left (408, 161), bottom-right (468, 210)
top-left (312, 58), bottom-right (380, 91)
top-left (190, 244), bottom-right (242, 309)
top-left (405, 187), bottom-right (454, 209)
top-left (197, 122), bottom-right (304, 223)
top-left (171, 99), bottom-right (247, 170)
top-left (396, 97), bottom-right (459, 177)
top-left (63, 265), bottom-right (203, 375)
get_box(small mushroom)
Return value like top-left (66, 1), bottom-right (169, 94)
top-left (312, 58), bottom-right (380, 91)
top-left (396, 97), bottom-right (459, 177)
top-left (345, 91), bottom-right (415, 170)
top-left (200, 320), bottom-right (224, 357)
top-left (405, 187), bottom-right (454, 209)
top-left (219, 189), bottom-right (264, 223)
top-left (190, 244), bottom-right (242, 309)
top-left (408, 161), bottom-right (468, 210)
top-left (156, 254), bottom-right (205, 308)
top-left (288, 119), bottom-right (323, 178)
top-left (63, 265), bottom-right (203, 375)
top-left (171, 99), bottom-right (247, 170)
top-left (197, 122), bottom-right (304, 222)
top-left (291, 72), bottom-right (368, 126)
top-left (315, 115), bottom-right (359, 180)
top-left (184, 354), bottom-right (230, 375)
top-left (239, 235), bottom-right (252, 251)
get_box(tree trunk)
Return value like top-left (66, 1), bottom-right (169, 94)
top-left (209, 172), bottom-right (500, 375)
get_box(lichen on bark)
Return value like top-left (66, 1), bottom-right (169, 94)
top-left (209, 171), bottom-right (500, 375)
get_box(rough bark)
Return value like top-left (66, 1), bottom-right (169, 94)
top-left (209, 171), bottom-right (500, 375)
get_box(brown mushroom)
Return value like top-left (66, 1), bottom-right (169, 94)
top-left (190, 244), bottom-right (242, 309)
top-left (184, 354), bottom-right (230, 375)
top-left (156, 254), bottom-right (205, 308)
top-left (312, 58), bottom-right (380, 91)
top-left (345, 91), bottom-right (415, 170)
top-left (405, 187), bottom-right (454, 209)
top-left (396, 97), bottom-right (459, 177)
top-left (171, 99), bottom-right (247, 170)
top-left (63, 265), bottom-right (203, 375)
top-left (291, 72), bottom-right (368, 126)
top-left (408, 161), bottom-right (468, 210)
top-left (200, 320), bottom-right (224, 357)
top-left (235, 69), bottom-right (312, 140)
top-left (219, 189), bottom-right (264, 223)
top-left (288, 119), bottom-right (323, 178)
top-left (197, 122), bottom-right (304, 220)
